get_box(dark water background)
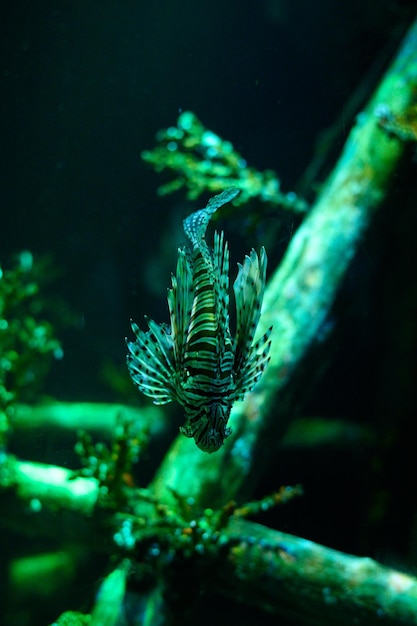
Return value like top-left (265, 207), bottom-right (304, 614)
top-left (1, 1), bottom-right (416, 624)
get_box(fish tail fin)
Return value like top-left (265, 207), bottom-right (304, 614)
top-left (183, 187), bottom-right (240, 252)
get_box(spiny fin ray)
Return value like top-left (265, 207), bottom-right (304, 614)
top-left (167, 248), bottom-right (193, 368)
top-left (233, 246), bottom-right (270, 386)
top-left (126, 319), bottom-right (177, 405)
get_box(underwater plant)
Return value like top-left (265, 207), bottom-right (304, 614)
top-left (127, 187), bottom-right (272, 453)
top-left (141, 110), bottom-right (308, 213)
top-left (0, 251), bottom-right (63, 446)
top-left (1, 13), bottom-right (417, 626)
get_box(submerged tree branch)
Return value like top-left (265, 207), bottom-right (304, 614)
top-left (218, 518), bottom-right (417, 626)
top-left (10, 402), bottom-right (166, 437)
top-left (2, 454), bottom-right (417, 625)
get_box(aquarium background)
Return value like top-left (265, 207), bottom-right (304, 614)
top-left (1, 1), bottom-right (417, 625)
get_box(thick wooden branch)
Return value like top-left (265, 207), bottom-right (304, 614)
top-left (10, 402), bottom-right (166, 437)
top-left (218, 518), bottom-right (417, 626)
top-left (2, 454), bottom-right (417, 624)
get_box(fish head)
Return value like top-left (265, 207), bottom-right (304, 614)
top-left (192, 401), bottom-right (232, 453)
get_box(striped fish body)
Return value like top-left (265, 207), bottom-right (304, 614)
top-left (179, 202), bottom-right (236, 452)
top-left (127, 188), bottom-right (272, 453)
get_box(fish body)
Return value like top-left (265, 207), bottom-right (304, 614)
top-left (127, 188), bottom-right (272, 453)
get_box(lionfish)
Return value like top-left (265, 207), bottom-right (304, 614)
top-left (126, 187), bottom-right (272, 453)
